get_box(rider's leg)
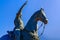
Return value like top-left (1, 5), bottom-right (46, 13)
top-left (14, 29), bottom-right (20, 40)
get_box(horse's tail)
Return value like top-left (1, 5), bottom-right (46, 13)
top-left (17, 0), bottom-right (28, 15)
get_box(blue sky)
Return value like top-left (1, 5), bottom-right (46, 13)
top-left (0, 0), bottom-right (60, 40)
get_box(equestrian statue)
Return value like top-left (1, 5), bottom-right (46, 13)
top-left (0, 0), bottom-right (48, 40)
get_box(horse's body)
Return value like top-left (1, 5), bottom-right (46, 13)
top-left (21, 8), bottom-right (48, 40)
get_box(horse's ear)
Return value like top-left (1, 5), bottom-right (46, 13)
top-left (40, 8), bottom-right (44, 11)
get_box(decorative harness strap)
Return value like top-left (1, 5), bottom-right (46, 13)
top-left (38, 23), bottom-right (45, 37)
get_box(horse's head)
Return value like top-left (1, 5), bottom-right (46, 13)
top-left (35, 8), bottom-right (48, 24)
top-left (24, 8), bottom-right (48, 32)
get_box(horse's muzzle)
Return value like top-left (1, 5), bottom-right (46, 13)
top-left (44, 19), bottom-right (48, 24)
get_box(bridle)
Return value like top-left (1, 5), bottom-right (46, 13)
top-left (38, 23), bottom-right (46, 37)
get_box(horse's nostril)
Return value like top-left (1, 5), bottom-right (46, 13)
top-left (44, 19), bottom-right (48, 24)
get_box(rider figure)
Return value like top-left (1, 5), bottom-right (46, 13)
top-left (13, 1), bottom-right (27, 40)
top-left (14, 12), bottom-right (24, 31)
top-left (14, 0), bottom-right (27, 31)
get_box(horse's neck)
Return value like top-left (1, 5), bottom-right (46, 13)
top-left (25, 16), bottom-right (37, 32)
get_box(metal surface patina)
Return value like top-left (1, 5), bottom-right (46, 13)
top-left (0, 0), bottom-right (48, 40)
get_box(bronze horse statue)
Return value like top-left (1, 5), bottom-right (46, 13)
top-left (0, 1), bottom-right (48, 40)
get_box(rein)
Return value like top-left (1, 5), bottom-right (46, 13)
top-left (38, 23), bottom-right (45, 37)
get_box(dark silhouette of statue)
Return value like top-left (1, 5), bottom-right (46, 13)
top-left (0, 0), bottom-right (48, 40)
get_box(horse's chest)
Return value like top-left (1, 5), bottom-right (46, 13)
top-left (22, 31), bottom-right (39, 40)
top-left (29, 32), bottom-right (39, 40)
